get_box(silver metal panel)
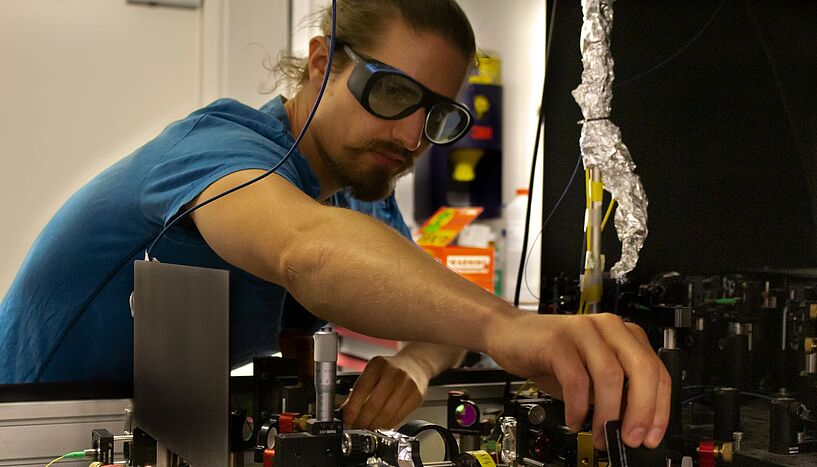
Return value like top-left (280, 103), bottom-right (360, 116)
top-left (0, 399), bottom-right (130, 466)
top-left (133, 260), bottom-right (230, 466)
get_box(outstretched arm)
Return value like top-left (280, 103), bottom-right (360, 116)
top-left (190, 169), bottom-right (670, 450)
top-left (190, 170), bottom-right (509, 349)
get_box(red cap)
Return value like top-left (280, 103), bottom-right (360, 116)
top-left (516, 188), bottom-right (529, 196)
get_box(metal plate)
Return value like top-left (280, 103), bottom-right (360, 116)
top-left (133, 260), bottom-right (230, 466)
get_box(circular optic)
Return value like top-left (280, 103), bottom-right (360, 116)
top-left (266, 427), bottom-right (278, 448)
top-left (526, 404), bottom-right (546, 425)
top-left (258, 421), bottom-right (278, 449)
top-left (455, 403), bottom-right (478, 427)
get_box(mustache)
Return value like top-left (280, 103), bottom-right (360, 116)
top-left (348, 140), bottom-right (415, 163)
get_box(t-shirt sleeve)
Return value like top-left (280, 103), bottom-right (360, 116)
top-left (137, 114), bottom-right (312, 226)
top-left (331, 190), bottom-right (414, 241)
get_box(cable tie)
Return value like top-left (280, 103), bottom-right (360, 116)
top-left (577, 116), bottom-right (610, 125)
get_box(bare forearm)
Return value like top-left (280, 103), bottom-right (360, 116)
top-left (190, 171), bottom-right (520, 355)
top-left (281, 207), bottom-right (522, 353)
top-left (195, 173), bottom-right (671, 450)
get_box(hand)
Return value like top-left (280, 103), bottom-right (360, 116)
top-left (486, 312), bottom-right (671, 451)
top-left (340, 354), bottom-right (429, 429)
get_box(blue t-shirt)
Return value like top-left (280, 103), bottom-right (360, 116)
top-left (0, 97), bottom-right (412, 384)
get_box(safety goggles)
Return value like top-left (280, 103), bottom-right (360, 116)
top-left (343, 45), bottom-right (473, 146)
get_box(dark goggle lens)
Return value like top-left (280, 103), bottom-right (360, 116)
top-left (368, 74), bottom-right (422, 118)
top-left (366, 73), bottom-right (471, 145)
top-left (426, 103), bottom-right (470, 144)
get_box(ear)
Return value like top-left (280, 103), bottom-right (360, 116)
top-left (306, 36), bottom-right (331, 90)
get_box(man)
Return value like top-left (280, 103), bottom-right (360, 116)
top-left (0, 0), bottom-right (669, 450)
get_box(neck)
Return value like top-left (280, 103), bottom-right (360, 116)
top-left (284, 90), bottom-right (341, 200)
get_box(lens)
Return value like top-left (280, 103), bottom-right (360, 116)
top-left (426, 103), bottom-right (470, 144)
top-left (368, 73), bottom-right (422, 118)
top-left (455, 402), bottom-right (479, 427)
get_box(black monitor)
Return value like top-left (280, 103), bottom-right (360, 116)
top-left (541, 0), bottom-right (817, 285)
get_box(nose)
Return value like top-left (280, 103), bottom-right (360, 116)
top-left (390, 108), bottom-right (426, 152)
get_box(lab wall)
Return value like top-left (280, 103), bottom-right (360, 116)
top-left (0, 0), bottom-right (289, 300)
top-left (0, 0), bottom-right (545, 301)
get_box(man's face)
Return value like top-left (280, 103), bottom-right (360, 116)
top-left (310, 20), bottom-right (470, 201)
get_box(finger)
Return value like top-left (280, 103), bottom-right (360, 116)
top-left (540, 344), bottom-right (590, 432)
top-left (626, 322), bottom-right (651, 347)
top-left (593, 315), bottom-right (660, 447)
top-left (354, 366), bottom-right (400, 428)
top-left (370, 377), bottom-right (418, 429)
top-left (392, 391), bottom-right (424, 428)
top-left (355, 381), bottom-right (393, 429)
top-left (644, 359), bottom-right (672, 448)
top-left (575, 330), bottom-right (624, 450)
top-left (624, 322), bottom-right (671, 447)
top-left (530, 375), bottom-right (564, 400)
top-left (343, 357), bottom-right (386, 427)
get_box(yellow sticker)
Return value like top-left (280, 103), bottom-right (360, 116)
top-left (464, 450), bottom-right (496, 466)
top-left (591, 180), bottom-right (604, 202)
top-left (585, 284), bottom-right (603, 302)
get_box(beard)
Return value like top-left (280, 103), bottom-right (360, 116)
top-left (317, 138), bottom-right (416, 201)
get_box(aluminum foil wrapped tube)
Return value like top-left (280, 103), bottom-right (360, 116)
top-left (571, 0), bottom-right (648, 280)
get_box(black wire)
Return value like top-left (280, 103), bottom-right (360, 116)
top-left (542, 154), bottom-right (582, 234)
top-left (513, 0), bottom-right (557, 307)
top-left (614, 0), bottom-right (726, 89)
top-left (746, 0), bottom-right (815, 225)
top-left (514, 81), bottom-right (545, 307)
top-left (523, 153), bottom-right (582, 299)
top-left (544, 0), bottom-right (558, 83)
top-left (145, 0), bottom-right (338, 260)
top-left (681, 394), bottom-right (706, 405)
top-left (681, 389), bottom-right (773, 405)
top-left (682, 385), bottom-right (714, 392)
top-left (743, 391), bottom-right (774, 402)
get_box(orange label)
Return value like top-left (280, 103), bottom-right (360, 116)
top-left (423, 245), bottom-right (494, 293)
top-left (416, 206), bottom-right (484, 247)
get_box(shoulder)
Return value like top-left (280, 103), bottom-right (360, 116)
top-left (330, 190), bottom-right (413, 240)
top-left (184, 98), bottom-right (292, 148)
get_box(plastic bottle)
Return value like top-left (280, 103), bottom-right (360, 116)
top-left (492, 232), bottom-right (504, 298)
top-left (503, 188), bottom-right (540, 304)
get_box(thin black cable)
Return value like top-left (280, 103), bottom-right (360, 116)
top-left (746, 0), bottom-right (816, 226)
top-left (542, 154), bottom-right (582, 237)
top-left (513, 0), bottom-right (556, 307)
top-left (145, 0), bottom-right (338, 260)
top-left (681, 394), bottom-right (706, 405)
top-left (530, 0), bottom-right (559, 307)
top-left (544, 0), bottom-right (558, 83)
top-left (523, 153), bottom-right (582, 299)
top-left (682, 385), bottom-right (715, 392)
top-left (614, 0), bottom-right (726, 89)
top-left (682, 391), bottom-right (774, 405)
top-left (681, 386), bottom-right (774, 405)
top-left (514, 76), bottom-right (545, 307)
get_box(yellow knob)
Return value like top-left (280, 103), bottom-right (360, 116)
top-left (717, 442), bottom-right (734, 463)
top-left (450, 149), bottom-right (485, 182)
top-left (806, 337), bottom-right (817, 354)
top-left (473, 95), bottom-right (490, 120)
